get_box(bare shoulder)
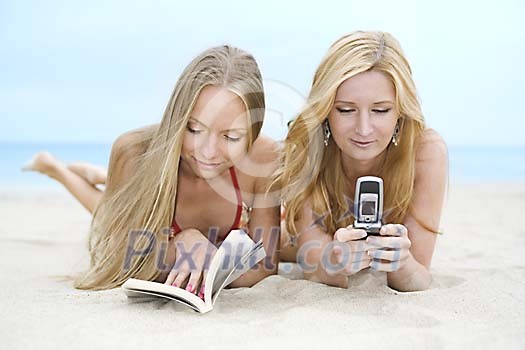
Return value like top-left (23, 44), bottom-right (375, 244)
top-left (238, 134), bottom-right (279, 180)
top-left (106, 124), bottom-right (157, 192)
top-left (240, 134), bottom-right (280, 197)
top-left (111, 124), bottom-right (157, 160)
top-left (413, 128), bottom-right (448, 194)
top-left (248, 134), bottom-right (280, 164)
top-left (415, 129), bottom-right (448, 163)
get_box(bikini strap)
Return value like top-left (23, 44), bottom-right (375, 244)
top-left (229, 167), bottom-right (243, 230)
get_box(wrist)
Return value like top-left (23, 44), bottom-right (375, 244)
top-left (387, 253), bottom-right (432, 292)
top-left (398, 250), bottom-right (416, 272)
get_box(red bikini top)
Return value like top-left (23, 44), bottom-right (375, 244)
top-left (170, 167), bottom-right (244, 238)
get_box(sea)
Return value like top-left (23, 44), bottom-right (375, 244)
top-left (1, 143), bottom-right (523, 190)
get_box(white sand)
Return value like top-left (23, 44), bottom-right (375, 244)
top-left (1, 183), bottom-right (524, 349)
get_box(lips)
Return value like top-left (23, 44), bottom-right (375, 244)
top-left (351, 139), bottom-right (375, 148)
top-left (193, 157), bottom-right (222, 170)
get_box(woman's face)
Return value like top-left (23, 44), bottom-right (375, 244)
top-left (328, 70), bottom-right (398, 164)
top-left (181, 85), bottom-right (249, 179)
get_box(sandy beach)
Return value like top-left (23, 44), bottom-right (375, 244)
top-left (1, 182), bottom-right (524, 349)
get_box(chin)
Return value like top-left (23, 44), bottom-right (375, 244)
top-left (196, 164), bottom-right (231, 180)
top-left (192, 168), bottom-right (219, 179)
top-left (344, 148), bottom-right (383, 162)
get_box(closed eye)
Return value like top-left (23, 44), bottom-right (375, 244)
top-left (336, 108), bottom-right (356, 114)
top-left (187, 126), bottom-right (203, 134)
top-left (372, 108), bottom-right (391, 114)
top-left (224, 135), bottom-right (241, 142)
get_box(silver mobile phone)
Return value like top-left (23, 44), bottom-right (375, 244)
top-left (353, 176), bottom-right (383, 235)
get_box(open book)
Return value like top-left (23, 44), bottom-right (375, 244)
top-left (122, 229), bottom-right (266, 313)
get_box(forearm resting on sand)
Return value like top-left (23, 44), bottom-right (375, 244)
top-left (387, 253), bottom-right (432, 292)
top-left (228, 259), bottom-right (277, 288)
top-left (301, 242), bottom-right (349, 288)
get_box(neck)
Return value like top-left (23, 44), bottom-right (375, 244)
top-left (341, 151), bottom-right (387, 187)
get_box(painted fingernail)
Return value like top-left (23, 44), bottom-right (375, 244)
top-left (186, 284), bottom-right (193, 292)
top-left (171, 282), bottom-right (178, 287)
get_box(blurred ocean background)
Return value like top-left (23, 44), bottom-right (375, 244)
top-left (2, 1), bottom-right (524, 189)
top-left (1, 142), bottom-right (524, 190)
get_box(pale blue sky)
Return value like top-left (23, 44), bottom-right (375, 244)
top-left (1, 0), bottom-right (524, 146)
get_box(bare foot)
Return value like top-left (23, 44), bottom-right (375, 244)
top-left (67, 162), bottom-right (107, 185)
top-left (21, 151), bottom-right (65, 179)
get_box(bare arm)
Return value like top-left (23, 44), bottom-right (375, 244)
top-left (295, 201), bottom-right (349, 288)
top-left (228, 137), bottom-right (281, 287)
top-left (228, 198), bottom-right (280, 287)
top-left (386, 129), bottom-right (448, 291)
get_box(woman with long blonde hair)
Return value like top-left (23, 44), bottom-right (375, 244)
top-left (24, 45), bottom-right (280, 296)
top-left (276, 31), bottom-right (448, 291)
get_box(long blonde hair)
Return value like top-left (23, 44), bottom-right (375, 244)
top-left (275, 31), bottom-right (426, 236)
top-left (75, 45), bottom-right (265, 290)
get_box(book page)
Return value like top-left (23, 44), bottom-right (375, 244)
top-left (122, 230), bottom-right (265, 313)
top-left (211, 238), bottom-right (255, 293)
top-left (124, 288), bottom-right (201, 312)
top-left (204, 230), bottom-right (266, 304)
top-left (222, 240), bottom-right (266, 287)
top-left (212, 237), bottom-right (266, 305)
top-left (122, 278), bottom-right (210, 313)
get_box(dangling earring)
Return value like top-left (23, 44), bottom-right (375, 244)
top-left (323, 120), bottom-right (331, 147)
top-left (392, 121), bottom-right (400, 146)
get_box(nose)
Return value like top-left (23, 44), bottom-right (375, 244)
top-left (200, 133), bottom-right (219, 160)
top-left (355, 113), bottom-right (373, 137)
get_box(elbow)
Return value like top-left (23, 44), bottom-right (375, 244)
top-left (387, 271), bottom-right (433, 292)
top-left (226, 277), bottom-right (253, 289)
top-left (303, 269), bottom-right (348, 289)
top-left (228, 265), bottom-right (276, 288)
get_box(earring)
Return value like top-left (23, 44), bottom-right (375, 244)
top-left (323, 120), bottom-right (331, 147)
top-left (392, 121), bottom-right (400, 146)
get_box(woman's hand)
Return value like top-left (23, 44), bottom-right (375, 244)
top-left (331, 226), bottom-right (371, 276)
top-left (366, 224), bottom-right (412, 272)
top-left (164, 229), bottom-right (217, 299)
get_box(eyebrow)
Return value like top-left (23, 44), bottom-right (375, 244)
top-left (188, 118), bottom-right (248, 133)
top-left (334, 100), bottom-right (394, 105)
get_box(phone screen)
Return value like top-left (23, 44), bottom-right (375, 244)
top-left (362, 200), bottom-right (376, 215)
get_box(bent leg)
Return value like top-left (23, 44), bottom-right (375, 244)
top-left (22, 151), bottom-right (103, 214)
top-left (67, 162), bottom-right (107, 185)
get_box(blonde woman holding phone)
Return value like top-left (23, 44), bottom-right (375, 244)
top-left (276, 31), bottom-right (448, 292)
